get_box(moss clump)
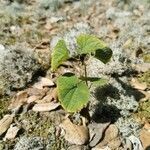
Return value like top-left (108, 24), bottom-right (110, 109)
top-left (143, 54), bottom-right (150, 63)
top-left (46, 125), bottom-right (68, 150)
top-left (19, 111), bottom-right (52, 138)
top-left (0, 142), bottom-right (4, 150)
top-left (18, 111), bottom-right (68, 149)
top-left (0, 97), bottom-right (9, 118)
top-left (5, 36), bottom-right (17, 45)
top-left (138, 71), bottom-right (150, 87)
top-left (137, 100), bottom-right (150, 122)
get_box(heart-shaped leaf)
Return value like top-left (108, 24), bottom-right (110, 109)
top-left (51, 40), bottom-right (69, 71)
top-left (57, 73), bottom-right (89, 112)
top-left (77, 34), bottom-right (107, 54)
top-left (95, 47), bottom-right (112, 64)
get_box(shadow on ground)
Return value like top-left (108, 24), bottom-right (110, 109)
top-left (146, 146), bottom-right (150, 150)
top-left (91, 77), bottom-right (145, 123)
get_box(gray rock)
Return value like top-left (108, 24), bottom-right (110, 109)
top-left (0, 44), bottom-right (42, 95)
top-left (14, 136), bottom-right (44, 150)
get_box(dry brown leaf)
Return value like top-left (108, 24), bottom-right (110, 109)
top-left (89, 122), bottom-right (110, 147)
top-left (60, 118), bottom-right (89, 145)
top-left (44, 22), bottom-right (53, 30)
top-left (123, 38), bottom-right (133, 49)
top-left (0, 115), bottom-right (14, 136)
top-left (49, 88), bottom-right (58, 100)
top-left (104, 124), bottom-right (119, 142)
top-left (67, 145), bottom-right (87, 150)
top-left (133, 63), bottom-right (150, 73)
top-left (92, 146), bottom-right (111, 150)
top-left (140, 129), bottom-right (150, 149)
top-left (32, 102), bottom-right (60, 112)
top-left (93, 124), bottom-right (119, 148)
top-left (131, 78), bottom-right (147, 91)
top-left (8, 91), bottom-right (28, 110)
top-left (140, 90), bottom-right (150, 102)
top-left (107, 137), bottom-right (121, 150)
top-left (144, 122), bottom-right (150, 131)
top-left (33, 77), bottom-right (54, 89)
top-left (46, 110), bottom-right (65, 126)
top-left (27, 95), bottom-right (39, 104)
top-left (4, 124), bottom-right (20, 140)
top-left (42, 88), bottom-right (58, 103)
top-left (27, 87), bottom-right (48, 98)
top-left (33, 39), bottom-right (49, 50)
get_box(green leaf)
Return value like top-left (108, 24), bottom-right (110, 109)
top-left (80, 77), bottom-right (108, 87)
top-left (51, 40), bottom-right (69, 71)
top-left (57, 73), bottom-right (90, 112)
top-left (76, 34), bottom-right (107, 54)
top-left (91, 78), bottom-right (108, 86)
top-left (95, 47), bottom-right (112, 64)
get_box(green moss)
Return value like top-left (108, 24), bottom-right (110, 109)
top-left (18, 111), bottom-right (68, 149)
top-left (6, 36), bottom-right (17, 45)
top-left (0, 142), bottom-right (4, 150)
top-left (47, 125), bottom-right (68, 150)
top-left (15, 16), bottom-right (31, 26)
top-left (138, 71), bottom-right (150, 87)
top-left (0, 97), bottom-right (9, 118)
top-left (19, 111), bottom-right (52, 138)
top-left (143, 54), bottom-right (150, 63)
top-left (137, 100), bottom-right (150, 122)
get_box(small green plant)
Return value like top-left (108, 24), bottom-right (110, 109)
top-left (51, 34), bottom-right (112, 112)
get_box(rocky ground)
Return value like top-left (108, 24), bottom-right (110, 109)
top-left (0, 0), bottom-right (150, 150)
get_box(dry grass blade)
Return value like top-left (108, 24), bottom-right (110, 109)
top-left (8, 91), bottom-right (28, 111)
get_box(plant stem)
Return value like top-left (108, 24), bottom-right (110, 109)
top-left (83, 61), bottom-right (88, 86)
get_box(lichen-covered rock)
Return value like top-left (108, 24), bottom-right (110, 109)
top-left (50, 22), bottom-right (93, 56)
top-left (0, 44), bottom-right (42, 95)
top-left (96, 1), bottom-right (150, 76)
top-left (106, 77), bottom-right (139, 116)
top-left (115, 117), bottom-right (142, 138)
top-left (89, 76), bottom-right (142, 138)
top-left (14, 136), bottom-right (44, 150)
